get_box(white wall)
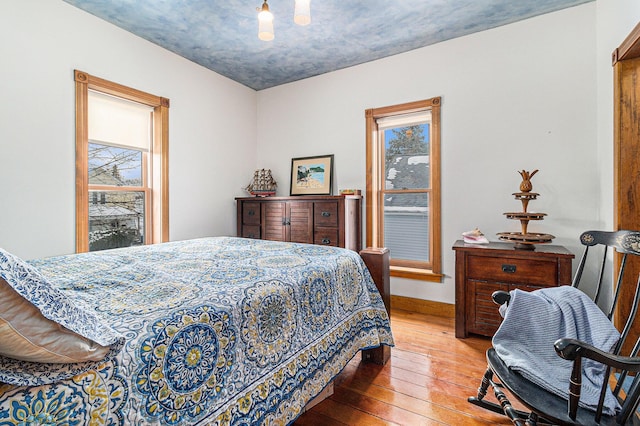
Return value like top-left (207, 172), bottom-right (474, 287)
top-left (0, 0), bottom-right (258, 260)
top-left (2, 0), bottom-right (638, 306)
top-left (256, 4), bottom-right (599, 304)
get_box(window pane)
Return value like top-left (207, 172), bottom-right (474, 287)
top-left (88, 190), bottom-right (145, 251)
top-left (88, 142), bottom-right (143, 186)
top-left (383, 192), bottom-right (429, 262)
top-left (384, 124), bottom-right (430, 190)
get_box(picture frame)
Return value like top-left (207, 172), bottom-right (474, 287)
top-left (290, 154), bottom-right (334, 196)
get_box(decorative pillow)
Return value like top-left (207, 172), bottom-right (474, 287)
top-left (0, 278), bottom-right (110, 363)
top-left (0, 248), bottom-right (125, 385)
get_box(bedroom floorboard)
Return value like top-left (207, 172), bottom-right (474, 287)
top-left (294, 308), bottom-right (516, 425)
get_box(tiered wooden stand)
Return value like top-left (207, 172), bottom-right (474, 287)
top-left (496, 169), bottom-right (554, 250)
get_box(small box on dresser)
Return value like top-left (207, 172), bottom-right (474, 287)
top-left (452, 240), bottom-right (574, 338)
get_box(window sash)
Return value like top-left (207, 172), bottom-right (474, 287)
top-left (377, 121), bottom-right (430, 256)
top-left (381, 125), bottom-right (431, 191)
top-left (383, 192), bottom-right (431, 268)
top-left (88, 142), bottom-right (148, 188)
top-left (88, 187), bottom-right (152, 248)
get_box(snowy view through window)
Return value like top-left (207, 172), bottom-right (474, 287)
top-left (383, 124), bottom-right (430, 262)
top-left (88, 142), bottom-right (145, 251)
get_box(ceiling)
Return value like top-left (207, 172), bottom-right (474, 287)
top-left (62, 0), bottom-right (593, 91)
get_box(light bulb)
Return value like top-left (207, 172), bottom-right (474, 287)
top-left (258, 1), bottom-right (274, 41)
top-left (294, 0), bottom-right (310, 26)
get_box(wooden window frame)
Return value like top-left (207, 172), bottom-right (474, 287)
top-left (365, 97), bottom-right (442, 282)
top-left (75, 70), bottom-right (169, 253)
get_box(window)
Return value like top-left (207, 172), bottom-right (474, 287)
top-left (75, 70), bottom-right (169, 252)
top-left (365, 98), bottom-right (442, 281)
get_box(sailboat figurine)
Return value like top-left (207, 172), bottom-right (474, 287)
top-left (245, 169), bottom-right (277, 197)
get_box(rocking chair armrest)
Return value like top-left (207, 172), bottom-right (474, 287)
top-left (554, 338), bottom-right (640, 372)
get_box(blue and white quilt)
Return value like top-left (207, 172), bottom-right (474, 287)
top-left (0, 237), bottom-right (393, 425)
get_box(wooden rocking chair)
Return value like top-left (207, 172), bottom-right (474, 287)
top-left (468, 230), bottom-right (640, 425)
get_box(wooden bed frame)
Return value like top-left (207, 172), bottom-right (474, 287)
top-left (301, 246), bottom-right (391, 413)
top-left (360, 247), bottom-right (391, 365)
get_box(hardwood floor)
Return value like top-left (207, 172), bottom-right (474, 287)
top-left (294, 308), bottom-right (516, 425)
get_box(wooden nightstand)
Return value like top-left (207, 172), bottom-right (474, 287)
top-left (452, 240), bottom-right (574, 338)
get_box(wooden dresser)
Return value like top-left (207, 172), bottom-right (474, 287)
top-left (235, 195), bottom-right (362, 252)
top-left (452, 240), bottom-right (574, 338)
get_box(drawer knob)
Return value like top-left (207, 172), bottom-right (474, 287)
top-left (321, 238), bottom-right (331, 244)
top-left (321, 211), bottom-right (331, 217)
top-left (248, 210), bottom-right (255, 216)
top-left (502, 264), bottom-right (516, 273)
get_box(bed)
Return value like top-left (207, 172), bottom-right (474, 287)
top-left (0, 237), bottom-right (393, 425)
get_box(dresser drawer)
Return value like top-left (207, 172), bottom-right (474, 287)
top-left (467, 255), bottom-right (558, 286)
top-left (242, 202), bottom-right (261, 225)
top-left (314, 227), bottom-right (339, 246)
top-left (241, 225), bottom-right (261, 239)
top-left (314, 202), bottom-right (339, 227)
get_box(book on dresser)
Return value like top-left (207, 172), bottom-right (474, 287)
top-left (235, 195), bottom-right (362, 252)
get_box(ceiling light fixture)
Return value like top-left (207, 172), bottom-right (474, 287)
top-left (257, 0), bottom-right (311, 41)
top-left (257, 0), bottom-right (274, 41)
top-left (294, 0), bottom-right (311, 26)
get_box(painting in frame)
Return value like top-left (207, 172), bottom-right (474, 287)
top-left (290, 154), bottom-right (334, 195)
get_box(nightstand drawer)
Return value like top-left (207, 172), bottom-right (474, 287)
top-left (468, 281), bottom-right (505, 336)
top-left (468, 281), bottom-right (552, 336)
top-left (467, 255), bottom-right (558, 286)
top-left (242, 202), bottom-right (261, 225)
top-left (314, 202), bottom-right (339, 227)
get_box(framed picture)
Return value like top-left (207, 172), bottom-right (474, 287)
top-left (290, 154), bottom-right (334, 195)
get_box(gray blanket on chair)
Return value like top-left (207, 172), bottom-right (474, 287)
top-left (493, 286), bottom-right (621, 415)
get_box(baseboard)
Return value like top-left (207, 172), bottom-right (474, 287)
top-left (391, 295), bottom-right (455, 318)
